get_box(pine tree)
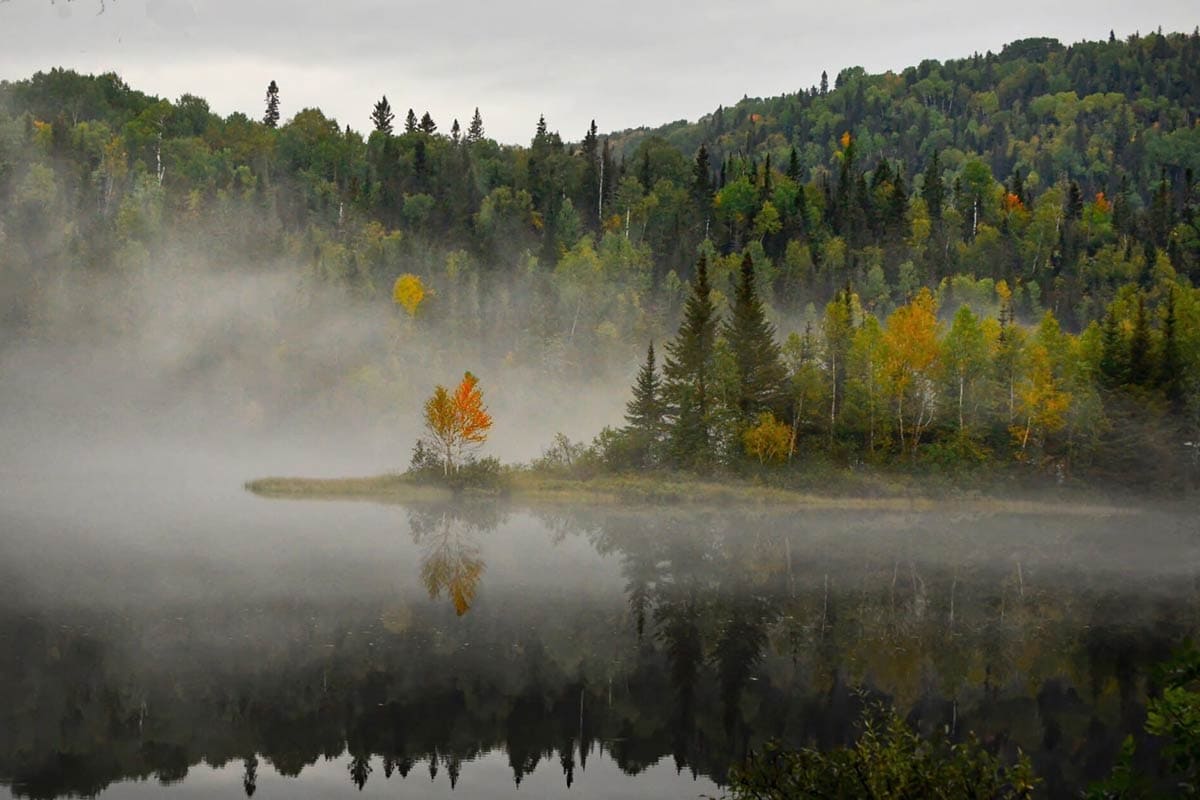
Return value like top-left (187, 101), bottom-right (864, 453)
top-left (1099, 304), bottom-right (1128, 389)
top-left (786, 146), bottom-right (801, 182)
top-left (371, 95), bottom-right (394, 134)
top-left (1160, 287), bottom-right (1185, 413)
top-left (450, 119), bottom-right (461, 143)
top-left (467, 107), bottom-right (484, 143)
top-left (664, 254), bottom-right (719, 469)
top-left (1066, 180), bottom-right (1084, 220)
top-left (404, 109), bottom-right (418, 134)
top-left (691, 144), bottom-right (712, 222)
top-left (419, 111), bottom-right (437, 135)
top-left (581, 120), bottom-right (600, 225)
top-left (921, 150), bottom-right (944, 219)
top-left (724, 252), bottom-right (787, 419)
top-left (600, 137), bottom-right (615, 219)
top-left (760, 153), bottom-right (773, 201)
top-left (262, 80), bottom-right (280, 128)
top-left (1128, 293), bottom-right (1155, 386)
top-left (625, 342), bottom-right (664, 467)
top-left (820, 70), bottom-right (829, 96)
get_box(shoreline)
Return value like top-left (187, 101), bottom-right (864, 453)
top-left (244, 472), bottom-right (1144, 517)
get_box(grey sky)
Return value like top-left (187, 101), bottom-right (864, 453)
top-left (0, 0), bottom-right (1196, 144)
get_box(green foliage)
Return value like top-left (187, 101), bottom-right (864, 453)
top-left (727, 707), bottom-right (1037, 800)
top-left (724, 252), bottom-right (787, 420)
top-left (663, 254), bottom-right (719, 470)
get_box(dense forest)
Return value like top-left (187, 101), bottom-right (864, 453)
top-left (2, 29), bottom-right (1199, 483)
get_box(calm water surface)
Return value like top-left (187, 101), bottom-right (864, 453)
top-left (2, 445), bottom-right (1198, 798)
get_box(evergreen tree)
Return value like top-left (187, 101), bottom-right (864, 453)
top-left (1099, 304), bottom-right (1129, 389)
top-left (370, 95), bottom-right (394, 134)
top-left (820, 70), bottom-right (829, 96)
top-left (1009, 168), bottom-right (1026, 207)
top-left (419, 111), bottom-right (437, 135)
top-left (1160, 287), bottom-right (1185, 412)
top-left (1066, 180), bottom-right (1084, 220)
top-left (625, 342), bottom-right (665, 466)
top-left (786, 146), bottom-right (801, 182)
top-left (580, 120), bottom-right (600, 225)
top-left (1128, 293), bottom-right (1155, 386)
top-left (262, 80), bottom-right (280, 128)
top-left (467, 107), bottom-right (484, 143)
top-left (450, 118), bottom-right (461, 143)
top-left (664, 254), bottom-right (719, 469)
top-left (921, 150), bottom-right (944, 219)
top-left (723, 252), bottom-right (787, 419)
top-left (691, 144), bottom-right (712, 216)
top-left (600, 137), bottom-right (615, 219)
top-left (404, 108), bottom-right (418, 134)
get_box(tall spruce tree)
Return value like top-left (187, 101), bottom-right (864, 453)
top-left (263, 80), bottom-right (280, 128)
top-left (1099, 304), bottom-right (1128, 389)
top-left (404, 109), bottom-right (418, 134)
top-left (921, 150), bottom-right (944, 219)
top-left (581, 120), bottom-right (600, 225)
top-left (724, 252), bottom-right (787, 419)
top-left (691, 144), bottom-right (713, 229)
top-left (664, 254), bottom-right (719, 469)
top-left (1128, 293), bottom-right (1155, 386)
top-left (625, 342), bottom-right (665, 467)
top-left (371, 95), bottom-right (394, 134)
top-left (419, 111), bottom-right (437, 135)
top-left (1160, 287), bottom-right (1185, 412)
top-left (467, 108), bottom-right (484, 143)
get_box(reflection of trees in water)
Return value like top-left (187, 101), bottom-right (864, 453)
top-left (1, 507), bottom-right (1197, 797)
top-left (408, 506), bottom-right (495, 616)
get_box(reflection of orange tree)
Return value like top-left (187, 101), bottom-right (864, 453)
top-left (409, 508), bottom-right (491, 615)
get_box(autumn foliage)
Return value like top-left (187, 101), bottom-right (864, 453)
top-left (743, 412), bottom-right (792, 465)
top-left (392, 273), bottom-right (427, 316)
top-left (423, 372), bottom-right (494, 475)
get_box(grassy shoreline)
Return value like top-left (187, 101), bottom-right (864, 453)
top-left (244, 471), bottom-right (1143, 516)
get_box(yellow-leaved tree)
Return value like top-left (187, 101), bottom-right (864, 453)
top-left (881, 288), bottom-right (942, 457)
top-left (393, 273), bottom-right (427, 316)
top-left (743, 412), bottom-right (792, 465)
top-left (423, 372), bottom-right (494, 475)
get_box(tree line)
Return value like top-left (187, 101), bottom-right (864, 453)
top-left (1, 32), bottom-right (1198, 481)
top-left (607, 246), bottom-right (1200, 484)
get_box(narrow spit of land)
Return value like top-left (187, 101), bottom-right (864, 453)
top-left (244, 472), bottom-right (1143, 517)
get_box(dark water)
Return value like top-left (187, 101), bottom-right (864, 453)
top-left (2, 449), bottom-right (1198, 798)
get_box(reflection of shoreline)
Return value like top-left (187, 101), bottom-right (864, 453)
top-left (1, 507), bottom-right (1196, 798)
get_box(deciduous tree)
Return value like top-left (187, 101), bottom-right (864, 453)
top-left (423, 372), bottom-right (493, 475)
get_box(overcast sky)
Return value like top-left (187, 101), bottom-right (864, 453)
top-left (0, 0), bottom-right (1196, 144)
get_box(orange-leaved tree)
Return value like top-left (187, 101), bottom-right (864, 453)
top-left (423, 372), bottom-right (493, 475)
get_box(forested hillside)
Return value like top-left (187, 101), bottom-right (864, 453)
top-left (1, 29), bottom-right (1198, 483)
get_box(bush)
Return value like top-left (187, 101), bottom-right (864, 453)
top-left (407, 438), bottom-right (443, 481)
top-left (727, 707), bottom-right (1036, 800)
top-left (447, 455), bottom-right (506, 492)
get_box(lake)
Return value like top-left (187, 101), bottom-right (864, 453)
top-left (2, 443), bottom-right (1197, 798)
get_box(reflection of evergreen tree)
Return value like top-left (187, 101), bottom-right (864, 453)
top-left (713, 595), bottom-right (773, 737)
top-left (242, 755), bottom-right (258, 797)
top-left (348, 752), bottom-right (372, 790)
